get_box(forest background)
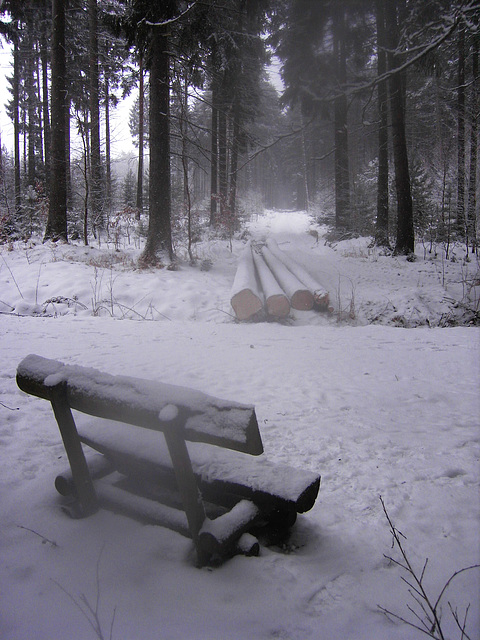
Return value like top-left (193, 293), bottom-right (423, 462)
top-left (0, 5), bottom-right (479, 636)
top-left (0, 0), bottom-right (478, 271)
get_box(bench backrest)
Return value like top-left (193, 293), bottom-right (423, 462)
top-left (17, 354), bottom-right (263, 456)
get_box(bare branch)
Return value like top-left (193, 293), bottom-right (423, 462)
top-left (17, 525), bottom-right (57, 547)
top-left (299, 8), bottom-right (467, 109)
top-left (448, 602), bottom-right (472, 640)
top-left (142, 2), bottom-right (198, 28)
top-left (378, 605), bottom-right (437, 638)
top-left (433, 565), bottom-right (480, 614)
top-left (420, 558), bottom-right (429, 584)
top-left (236, 115), bottom-right (317, 173)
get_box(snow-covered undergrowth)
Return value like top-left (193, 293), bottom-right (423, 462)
top-left (1, 210), bottom-right (479, 639)
top-left (1, 209), bottom-right (479, 327)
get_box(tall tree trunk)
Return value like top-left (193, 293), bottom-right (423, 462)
top-left (65, 93), bottom-right (72, 207)
top-left (89, 0), bottom-right (102, 231)
top-left (385, 0), bottom-right (414, 255)
top-left (210, 77), bottom-right (218, 226)
top-left (467, 32), bottom-right (478, 253)
top-left (218, 84), bottom-right (228, 225)
top-left (41, 0), bottom-right (50, 192)
top-left (333, 4), bottom-right (350, 232)
top-left (229, 104), bottom-right (240, 220)
top-left (180, 77), bottom-right (189, 204)
top-left (136, 54), bottom-right (144, 218)
top-left (22, 107), bottom-right (27, 180)
top-left (105, 75), bottom-right (112, 209)
top-left (305, 121), bottom-right (319, 206)
top-left (141, 26), bottom-right (172, 264)
top-left (295, 173), bottom-right (306, 210)
top-left (375, 0), bottom-right (389, 247)
top-left (0, 132), bottom-right (10, 217)
top-left (36, 44), bottom-right (44, 170)
top-left (25, 31), bottom-right (36, 187)
top-left (456, 24), bottom-right (466, 236)
top-left (227, 1), bottom-right (246, 225)
top-left (44, 0), bottom-right (67, 241)
top-left (13, 31), bottom-right (21, 216)
top-left (180, 76), bottom-right (193, 262)
top-left (301, 120), bottom-right (310, 212)
top-left (77, 115), bottom-right (89, 245)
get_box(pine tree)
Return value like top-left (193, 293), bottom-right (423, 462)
top-left (143, 19), bottom-right (172, 263)
top-left (44, 0), bottom-right (68, 241)
top-left (456, 21), bottom-right (466, 236)
top-left (89, 0), bottom-right (102, 232)
top-left (385, 0), bottom-right (414, 255)
top-left (466, 29), bottom-right (478, 253)
top-left (332, 3), bottom-right (350, 231)
top-left (117, 0), bottom-right (182, 264)
top-left (12, 28), bottom-right (22, 216)
top-left (136, 54), bottom-right (145, 216)
top-left (273, 0), bottom-right (359, 233)
top-left (375, 0), bottom-right (389, 247)
top-left (123, 168), bottom-right (136, 208)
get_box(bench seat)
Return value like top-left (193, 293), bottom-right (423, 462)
top-left (74, 417), bottom-right (320, 518)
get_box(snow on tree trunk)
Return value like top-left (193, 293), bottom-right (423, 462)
top-left (266, 239), bottom-right (329, 310)
top-left (230, 241), bottom-right (264, 321)
top-left (261, 246), bottom-right (314, 310)
top-left (251, 249), bottom-right (290, 318)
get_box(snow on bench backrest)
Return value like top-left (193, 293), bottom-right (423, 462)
top-left (17, 354), bottom-right (263, 455)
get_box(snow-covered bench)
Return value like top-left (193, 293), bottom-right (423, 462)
top-left (16, 355), bottom-right (320, 565)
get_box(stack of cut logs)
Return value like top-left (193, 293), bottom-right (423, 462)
top-left (230, 239), bottom-right (330, 321)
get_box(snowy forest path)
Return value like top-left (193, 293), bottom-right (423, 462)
top-left (243, 210), bottom-right (474, 326)
top-left (0, 209), bottom-right (477, 327)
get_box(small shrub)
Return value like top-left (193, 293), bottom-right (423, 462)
top-left (378, 496), bottom-right (479, 640)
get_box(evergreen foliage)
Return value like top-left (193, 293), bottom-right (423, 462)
top-left (0, 0), bottom-right (477, 258)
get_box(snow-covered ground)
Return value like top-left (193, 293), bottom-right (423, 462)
top-left (1, 210), bottom-right (479, 639)
top-left (2, 210), bottom-right (479, 327)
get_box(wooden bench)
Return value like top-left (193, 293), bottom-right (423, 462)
top-left (17, 354), bottom-right (320, 565)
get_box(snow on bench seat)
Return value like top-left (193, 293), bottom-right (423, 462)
top-left (75, 417), bottom-right (320, 515)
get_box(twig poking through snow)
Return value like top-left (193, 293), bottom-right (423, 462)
top-left (1, 256), bottom-right (24, 299)
top-left (0, 401), bottom-right (19, 410)
top-left (378, 496), bottom-right (479, 640)
top-left (52, 545), bottom-right (117, 640)
top-left (17, 525), bottom-right (57, 547)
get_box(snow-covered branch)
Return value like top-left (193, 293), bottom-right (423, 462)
top-left (141, 2), bottom-right (198, 29)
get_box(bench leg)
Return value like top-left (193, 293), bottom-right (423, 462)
top-left (50, 382), bottom-right (98, 517)
top-left (163, 429), bottom-right (205, 541)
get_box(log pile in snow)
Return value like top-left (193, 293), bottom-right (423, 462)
top-left (230, 241), bottom-right (264, 321)
top-left (266, 239), bottom-right (330, 310)
top-left (261, 246), bottom-right (314, 310)
top-left (252, 250), bottom-right (290, 318)
top-left (230, 239), bottom-right (330, 321)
